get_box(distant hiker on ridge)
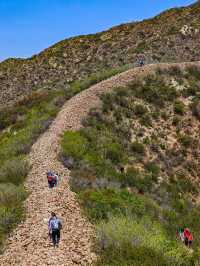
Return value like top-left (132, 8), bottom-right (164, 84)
top-left (136, 54), bottom-right (145, 67)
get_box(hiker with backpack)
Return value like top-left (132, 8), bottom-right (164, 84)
top-left (48, 212), bottom-right (62, 247)
top-left (47, 171), bottom-right (58, 188)
top-left (47, 171), bottom-right (54, 188)
top-left (184, 228), bottom-right (193, 248)
top-left (178, 228), bottom-right (193, 248)
top-left (136, 54), bottom-right (145, 67)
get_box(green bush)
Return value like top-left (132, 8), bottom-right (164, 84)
top-left (131, 141), bottom-right (145, 155)
top-left (145, 162), bottom-right (160, 177)
top-left (174, 101), bottom-right (185, 115)
top-left (187, 65), bottom-right (200, 80)
top-left (0, 183), bottom-right (26, 250)
top-left (0, 110), bottom-right (16, 130)
top-left (178, 134), bottom-right (194, 148)
top-left (140, 114), bottom-right (152, 127)
top-left (124, 168), bottom-right (154, 192)
top-left (0, 183), bottom-right (27, 207)
top-left (61, 131), bottom-right (87, 161)
top-left (78, 189), bottom-right (146, 221)
top-left (96, 215), bottom-right (192, 266)
top-left (0, 158), bottom-right (29, 185)
top-left (134, 104), bottom-right (148, 116)
top-left (130, 77), bottom-right (178, 107)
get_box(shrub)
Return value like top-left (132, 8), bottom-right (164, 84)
top-left (187, 65), bottom-right (200, 80)
top-left (178, 134), bottom-right (194, 148)
top-left (0, 184), bottom-right (26, 249)
top-left (123, 167), bottom-right (141, 187)
top-left (0, 183), bottom-right (27, 207)
top-left (131, 141), bottom-right (145, 155)
top-left (78, 189), bottom-right (146, 221)
top-left (134, 104), bottom-right (148, 116)
top-left (61, 131), bottom-right (87, 161)
top-left (0, 110), bottom-right (16, 130)
top-left (0, 158), bottom-right (29, 185)
top-left (134, 41), bottom-right (149, 53)
top-left (125, 168), bottom-right (154, 192)
top-left (140, 114), bottom-right (152, 127)
top-left (145, 162), bottom-right (160, 177)
top-left (132, 78), bottom-right (178, 107)
top-left (96, 215), bottom-right (192, 266)
top-left (105, 142), bottom-right (125, 164)
top-left (174, 101), bottom-right (185, 115)
top-left (172, 116), bottom-right (181, 126)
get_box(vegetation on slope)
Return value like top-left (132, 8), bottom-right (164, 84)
top-left (61, 64), bottom-right (200, 265)
top-left (0, 2), bottom-right (200, 107)
top-left (0, 65), bottom-right (129, 252)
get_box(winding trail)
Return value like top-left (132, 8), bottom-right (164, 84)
top-left (0, 62), bottom-right (199, 266)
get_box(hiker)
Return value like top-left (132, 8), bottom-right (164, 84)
top-left (48, 212), bottom-right (62, 247)
top-left (47, 171), bottom-right (59, 188)
top-left (178, 228), bottom-right (185, 243)
top-left (137, 54), bottom-right (145, 67)
top-left (47, 171), bottom-right (54, 188)
top-left (184, 228), bottom-right (193, 248)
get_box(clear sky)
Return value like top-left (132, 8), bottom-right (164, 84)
top-left (0, 0), bottom-right (196, 62)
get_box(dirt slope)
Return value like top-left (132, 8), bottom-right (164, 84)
top-left (0, 62), bottom-right (199, 266)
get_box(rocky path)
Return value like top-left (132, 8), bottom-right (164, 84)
top-left (0, 62), bottom-right (199, 266)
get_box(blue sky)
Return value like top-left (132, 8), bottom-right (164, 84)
top-left (0, 0), bottom-right (196, 61)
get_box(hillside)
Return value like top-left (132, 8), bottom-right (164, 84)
top-left (61, 62), bottom-right (200, 265)
top-left (0, 2), bottom-right (200, 107)
top-left (0, 67), bottom-right (125, 253)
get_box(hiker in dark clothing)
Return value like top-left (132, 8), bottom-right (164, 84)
top-left (47, 172), bottom-right (54, 188)
top-left (47, 172), bottom-right (57, 188)
top-left (48, 212), bottom-right (62, 247)
top-left (137, 54), bottom-right (145, 67)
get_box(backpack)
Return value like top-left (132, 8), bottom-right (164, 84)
top-left (184, 229), bottom-right (193, 241)
top-left (47, 172), bottom-right (53, 182)
top-left (52, 175), bottom-right (57, 184)
top-left (51, 218), bottom-right (62, 230)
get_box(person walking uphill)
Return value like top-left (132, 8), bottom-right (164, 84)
top-left (47, 171), bottom-right (58, 188)
top-left (48, 212), bottom-right (62, 247)
top-left (184, 228), bottom-right (193, 248)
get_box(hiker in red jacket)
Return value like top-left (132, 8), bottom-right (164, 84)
top-left (184, 228), bottom-right (193, 248)
top-left (47, 171), bottom-right (55, 188)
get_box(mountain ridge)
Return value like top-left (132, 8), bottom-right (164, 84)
top-left (0, 2), bottom-right (200, 108)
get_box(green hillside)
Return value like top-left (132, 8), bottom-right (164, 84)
top-left (61, 64), bottom-right (200, 265)
top-left (0, 64), bottom-right (129, 252)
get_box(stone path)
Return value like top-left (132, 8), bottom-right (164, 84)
top-left (0, 62), bottom-right (199, 266)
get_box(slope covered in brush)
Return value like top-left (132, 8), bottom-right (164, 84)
top-left (0, 67), bottom-right (127, 253)
top-left (61, 64), bottom-right (200, 265)
top-left (0, 2), bottom-right (200, 107)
